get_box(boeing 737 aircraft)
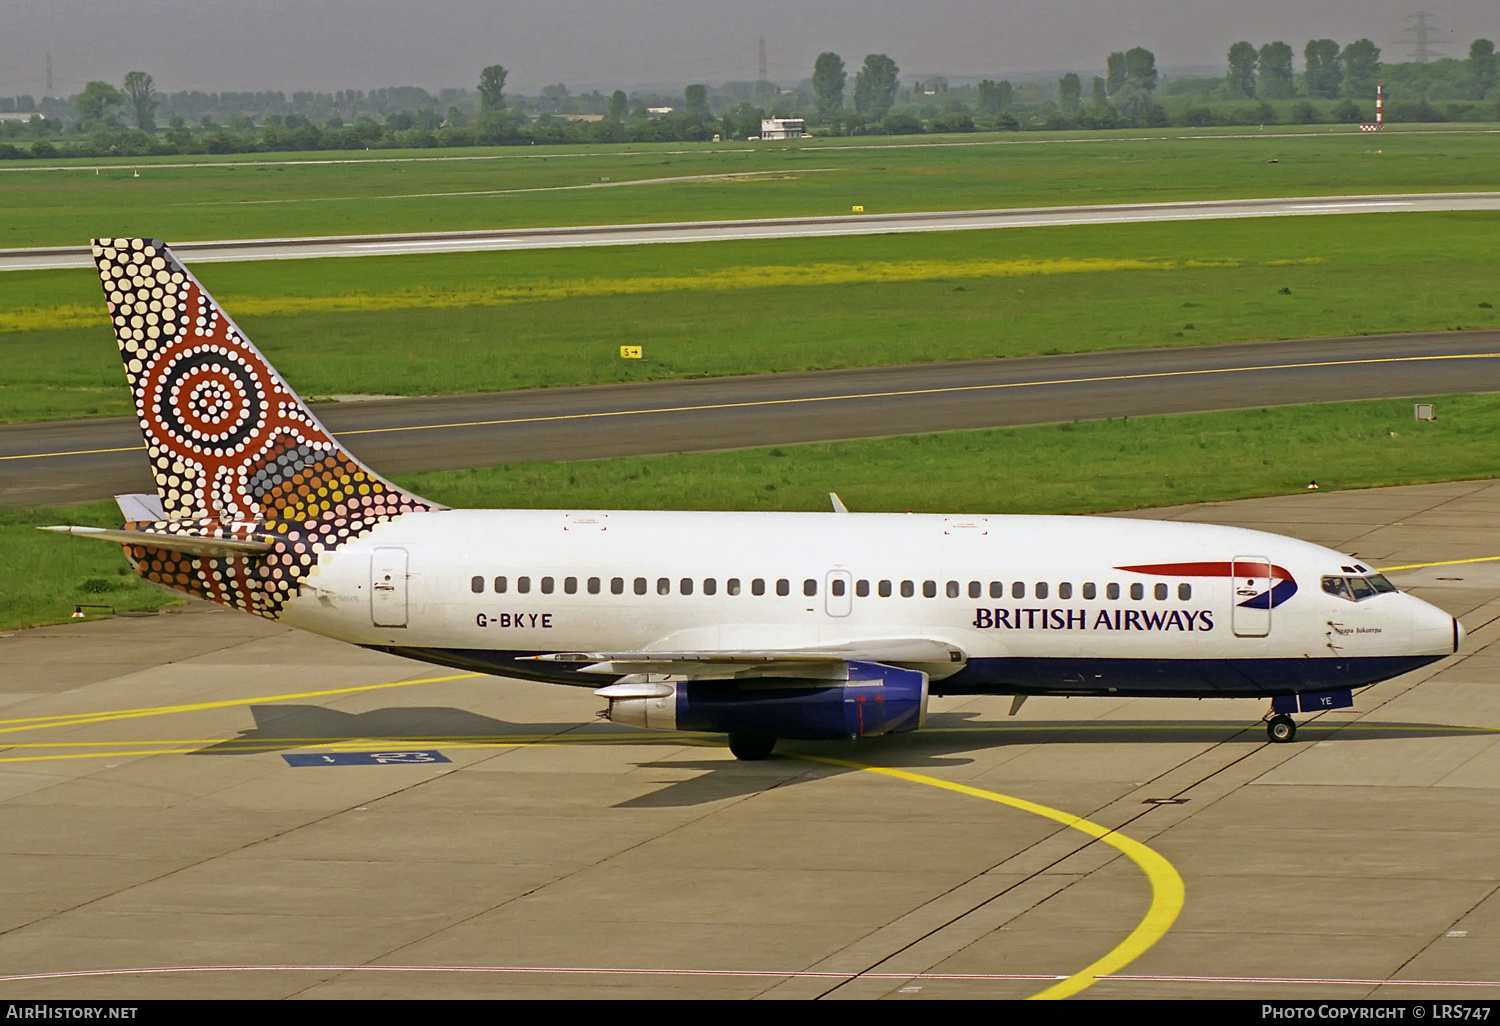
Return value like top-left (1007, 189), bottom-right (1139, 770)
top-left (47, 239), bottom-right (1463, 759)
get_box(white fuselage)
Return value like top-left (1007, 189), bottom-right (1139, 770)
top-left (279, 509), bottom-right (1458, 699)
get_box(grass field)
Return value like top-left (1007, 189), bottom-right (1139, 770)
top-left (7, 393), bottom-right (1496, 631)
top-left (1, 126), bottom-right (1495, 248)
top-left (2, 211), bottom-right (1495, 422)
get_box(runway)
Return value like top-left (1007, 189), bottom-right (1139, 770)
top-left (4, 330), bottom-right (1498, 508)
top-left (2, 192), bottom-right (1497, 270)
top-left (2, 479), bottom-right (1497, 999)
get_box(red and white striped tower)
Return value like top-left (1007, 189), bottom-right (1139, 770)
top-left (1376, 80), bottom-right (1384, 128)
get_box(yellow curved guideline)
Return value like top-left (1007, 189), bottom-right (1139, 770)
top-left (808, 755), bottom-right (1184, 1000)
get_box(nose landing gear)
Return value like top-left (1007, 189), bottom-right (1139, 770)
top-left (1265, 713), bottom-right (1297, 743)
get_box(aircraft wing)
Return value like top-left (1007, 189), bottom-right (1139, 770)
top-left (40, 525), bottom-right (277, 559)
top-left (526, 637), bottom-right (965, 679)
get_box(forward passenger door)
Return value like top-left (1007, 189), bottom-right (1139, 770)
top-left (1230, 555), bottom-right (1272, 638)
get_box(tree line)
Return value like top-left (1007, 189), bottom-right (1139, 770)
top-left (1, 38), bottom-right (1496, 160)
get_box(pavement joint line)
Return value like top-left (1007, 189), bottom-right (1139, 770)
top-left (2, 965), bottom-right (1498, 988)
top-left (7, 350), bottom-right (1499, 462)
top-left (804, 718), bottom-right (1265, 999)
top-left (802, 754), bottom-right (1184, 1001)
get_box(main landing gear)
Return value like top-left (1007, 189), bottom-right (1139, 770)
top-left (728, 733), bottom-right (778, 761)
top-left (1265, 714), bottom-right (1297, 743)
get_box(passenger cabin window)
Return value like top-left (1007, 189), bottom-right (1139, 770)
top-left (611, 577), bottom-right (624, 595)
top-left (494, 576), bottom-right (508, 594)
top-left (923, 580), bottom-right (936, 598)
top-left (1130, 583), bottom-right (1143, 600)
top-left (1107, 583), bottom-right (1120, 600)
top-left (1178, 583), bottom-right (1191, 601)
top-left (518, 576), bottom-right (532, 594)
top-left (1012, 582), bottom-right (1025, 599)
top-left (804, 579), bottom-right (817, 597)
top-left (704, 578), bottom-right (717, 596)
top-left (831, 579), bottom-right (846, 597)
top-left (879, 580), bottom-right (892, 597)
top-left (728, 578), bottom-right (742, 595)
top-left (680, 578), bottom-right (693, 595)
top-left (657, 578), bottom-right (671, 595)
top-left (856, 580), bottom-right (870, 597)
top-left (541, 576), bottom-right (554, 594)
top-left (471, 576), bottom-right (484, 594)
top-left (1083, 583), bottom-right (1096, 600)
top-left (752, 578), bottom-right (766, 596)
top-left (1058, 582), bottom-right (1072, 600)
top-left (947, 581), bottom-right (960, 599)
top-left (565, 577), bottom-right (578, 594)
top-left (588, 577), bottom-right (601, 595)
top-left (634, 577), bottom-right (647, 595)
top-left (968, 581), bottom-right (982, 599)
top-left (990, 582), bottom-right (1003, 599)
top-left (901, 580), bottom-right (915, 598)
top-left (1154, 583), bottom-right (1167, 601)
top-left (776, 579), bottom-right (790, 596)
top-left (1035, 582), bottom-right (1048, 600)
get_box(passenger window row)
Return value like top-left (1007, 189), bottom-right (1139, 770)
top-left (469, 575), bottom-right (1191, 601)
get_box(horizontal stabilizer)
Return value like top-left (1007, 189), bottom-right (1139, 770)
top-left (40, 525), bottom-right (276, 558)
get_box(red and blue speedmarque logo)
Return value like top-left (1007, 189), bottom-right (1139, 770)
top-left (1115, 561), bottom-right (1298, 609)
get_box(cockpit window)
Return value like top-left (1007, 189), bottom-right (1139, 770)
top-left (1322, 576), bottom-right (1352, 600)
top-left (1323, 574), bottom-right (1397, 602)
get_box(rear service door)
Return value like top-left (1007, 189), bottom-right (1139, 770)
top-left (1231, 555), bottom-right (1271, 638)
top-left (371, 547), bottom-right (409, 628)
top-left (825, 570), bottom-right (853, 617)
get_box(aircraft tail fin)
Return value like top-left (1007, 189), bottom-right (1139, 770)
top-left (91, 238), bottom-right (438, 524)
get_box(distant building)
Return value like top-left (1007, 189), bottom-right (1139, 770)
top-left (759, 117), bottom-right (804, 140)
top-left (0, 112), bottom-right (42, 123)
top-left (646, 106), bottom-right (675, 117)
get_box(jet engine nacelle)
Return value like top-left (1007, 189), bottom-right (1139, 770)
top-left (599, 660), bottom-right (929, 740)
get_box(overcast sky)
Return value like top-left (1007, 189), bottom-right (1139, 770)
top-left (1, 0), bottom-right (1494, 97)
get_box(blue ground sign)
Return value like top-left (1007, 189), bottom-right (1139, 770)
top-left (283, 750), bottom-right (452, 767)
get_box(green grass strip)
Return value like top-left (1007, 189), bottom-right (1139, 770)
top-left (1, 213), bottom-right (1496, 423)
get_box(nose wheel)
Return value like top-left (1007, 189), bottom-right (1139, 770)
top-left (1265, 714), bottom-right (1297, 743)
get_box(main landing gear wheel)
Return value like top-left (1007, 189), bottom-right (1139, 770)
top-left (728, 734), bottom-right (777, 761)
top-left (1266, 714), bottom-right (1297, 743)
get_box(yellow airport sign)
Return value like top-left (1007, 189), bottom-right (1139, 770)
top-left (620, 346), bottom-right (643, 359)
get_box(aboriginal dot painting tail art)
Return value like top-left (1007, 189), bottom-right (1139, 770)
top-left (94, 238), bottom-right (440, 618)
